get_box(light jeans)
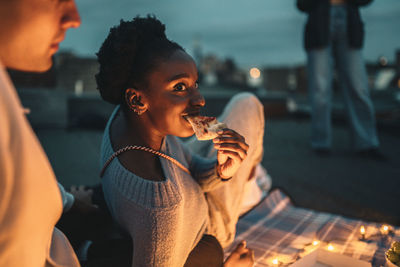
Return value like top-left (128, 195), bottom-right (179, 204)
top-left (186, 92), bottom-right (265, 247)
top-left (307, 5), bottom-right (379, 150)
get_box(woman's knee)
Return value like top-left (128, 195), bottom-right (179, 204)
top-left (221, 93), bottom-right (264, 160)
top-left (231, 92), bottom-right (262, 108)
top-left (226, 92), bottom-right (264, 125)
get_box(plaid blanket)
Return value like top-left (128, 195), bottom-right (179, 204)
top-left (227, 189), bottom-right (400, 267)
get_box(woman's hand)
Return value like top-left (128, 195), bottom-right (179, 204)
top-left (70, 185), bottom-right (96, 207)
top-left (213, 128), bottom-right (249, 179)
top-left (69, 185), bottom-right (99, 213)
top-left (224, 241), bottom-right (254, 267)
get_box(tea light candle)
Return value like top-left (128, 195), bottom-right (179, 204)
top-left (380, 224), bottom-right (390, 235)
top-left (360, 225), bottom-right (366, 239)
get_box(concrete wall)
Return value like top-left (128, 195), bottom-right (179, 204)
top-left (17, 88), bottom-right (69, 129)
top-left (67, 96), bottom-right (115, 129)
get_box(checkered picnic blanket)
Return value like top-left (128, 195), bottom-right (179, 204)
top-left (228, 189), bottom-right (400, 267)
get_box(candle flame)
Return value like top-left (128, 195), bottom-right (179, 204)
top-left (360, 225), bottom-right (366, 234)
top-left (272, 258), bottom-right (279, 265)
top-left (327, 244), bottom-right (334, 251)
top-left (312, 240), bottom-right (319, 246)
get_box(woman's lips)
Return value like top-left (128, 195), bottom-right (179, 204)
top-left (183, 114), bottom-right (198, 122)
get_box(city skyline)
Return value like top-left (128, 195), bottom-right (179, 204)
top-left (60, 0), bottom-right (400, 67)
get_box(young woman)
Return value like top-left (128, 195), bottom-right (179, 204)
top-left (96, 16), bottom-right (265, 267)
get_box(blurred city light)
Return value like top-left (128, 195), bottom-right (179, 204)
top-left (247, 67), bottom-right (263, 88)
top-left (250, 67), bottom-right (261, 79)
top-left (378, 56), bottom-right (388, 66)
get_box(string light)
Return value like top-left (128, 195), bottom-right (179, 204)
top-left (260, 224), bottom-right (392, 265)
top-left (381, 224), bottom-right (390, 235)
top-left (360, 225), bottom-right (366, 239)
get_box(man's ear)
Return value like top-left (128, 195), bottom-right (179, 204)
top-left (124, 88), bottom-right (148, 115)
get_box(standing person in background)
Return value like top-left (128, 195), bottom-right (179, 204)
top-left (297, 0), bottom-right (381, 157)
top-left (0, 0), bottom-right (81, 266)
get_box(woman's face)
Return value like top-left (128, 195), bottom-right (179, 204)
top-left (140, 50), bottom-right (205, 138)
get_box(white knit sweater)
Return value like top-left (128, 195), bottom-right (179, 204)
top-left (100, 106), bottom-right (223, 267)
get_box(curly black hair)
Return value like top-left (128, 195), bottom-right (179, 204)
top-left (95, 15), bottom-right (184, 104)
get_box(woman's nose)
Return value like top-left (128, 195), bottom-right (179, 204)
top-left (190, 89), bottom-right (205, 107)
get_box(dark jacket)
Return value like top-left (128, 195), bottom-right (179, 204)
top-left (296, 0), bottom-right (373, 50)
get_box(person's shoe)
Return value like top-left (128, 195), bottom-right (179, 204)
top-left (313, 148), bottom-right (331, 156)
top-left (357, 148), bottom-right (387, 161)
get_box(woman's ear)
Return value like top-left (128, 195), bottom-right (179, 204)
top-left (125, 88), bottom-right (148, 115)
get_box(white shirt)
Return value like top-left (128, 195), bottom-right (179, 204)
top-left (0, 62), bottom-right (79, 267)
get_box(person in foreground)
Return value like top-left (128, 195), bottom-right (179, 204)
top-left (97, 16), bottom-right (266, 266)
top-left (0, 0), bottom-right (81, 266)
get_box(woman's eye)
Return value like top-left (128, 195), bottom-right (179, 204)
top-left (173, 83), bottom-right (187, 92)
top-left (194, 82), bottom-right (199, 89)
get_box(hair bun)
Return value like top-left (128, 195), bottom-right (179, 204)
top-left (96, 15), bottom-right (183, 105)
top-left (114, 16), bottom-right (167, 56)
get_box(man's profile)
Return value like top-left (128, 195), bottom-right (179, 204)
top-left (0, 0), bottom-right (81, 266)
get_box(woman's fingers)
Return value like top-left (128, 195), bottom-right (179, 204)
top-left (213, 128), bottom-right (249, 152)
top-left (217, 128), bottom-right (244, 139)
top-left (217, 128), bottom-right (246, 141)
top-left (224, 240), bottom-right (254, 267)
top-left (213, 137), bottom-right (249, 151)
top-left (214, 143), bottom-right (247, 159)
top-left (250, 249), bottom-right (255, 261)
top-left (219, 149), bottom-right (244, 162)
top-left (236, 240), bottom-right (247, 251)
top-left (214, 128), bottom-right (250, 178)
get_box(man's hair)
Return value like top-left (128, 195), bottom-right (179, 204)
top-left (95, 15), bottom-right (184, 104)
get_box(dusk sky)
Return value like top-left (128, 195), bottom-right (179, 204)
top-left (60, 0), bottom-right (400, 68)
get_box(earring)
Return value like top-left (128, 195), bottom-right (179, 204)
top-left (133, 106), bottom-right (145, 115)
top-left (125, 90), bottom-right (145, 115)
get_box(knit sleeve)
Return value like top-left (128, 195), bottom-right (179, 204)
top-left (57, 183), bottom-right (75, 213)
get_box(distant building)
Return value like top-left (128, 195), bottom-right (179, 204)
top-left (8, 49), bottom-right (400, 94)
top-left (8, 51), bottom-right (99, 94)
top-left (55, 52), bottom-right (99, 94)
